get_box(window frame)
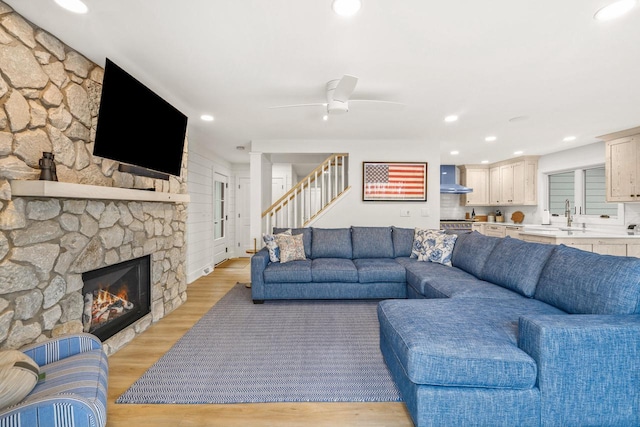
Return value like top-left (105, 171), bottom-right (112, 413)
top-left (546, 165), bottom-right (624, 227)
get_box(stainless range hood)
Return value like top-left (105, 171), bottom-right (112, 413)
top-left (440, 165), bottom-right (473, 194)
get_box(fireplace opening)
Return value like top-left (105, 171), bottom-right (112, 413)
top-left (81, 255), bottom-right (151, 341)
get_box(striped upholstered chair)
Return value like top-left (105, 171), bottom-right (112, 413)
top-left (0, 333), bottom-right (108, 427)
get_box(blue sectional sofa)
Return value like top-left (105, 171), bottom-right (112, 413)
top-left (0, 333), bottom-right (108, 427)
top-left (251, 227), bottom-right (640, 426)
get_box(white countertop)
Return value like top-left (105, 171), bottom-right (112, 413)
top-left (473, 221), bottom-right (640, 239)
top-left (520, 226), bottom-right (640, 239)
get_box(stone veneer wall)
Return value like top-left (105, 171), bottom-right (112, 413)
top-left (0, 2), bottom-right (189, 355)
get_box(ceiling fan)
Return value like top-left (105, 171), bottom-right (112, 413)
top-left (269, 75), bottom-right (405, 116)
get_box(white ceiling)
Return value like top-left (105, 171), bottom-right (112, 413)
top-left (7, 0), bottom-right (640, 167)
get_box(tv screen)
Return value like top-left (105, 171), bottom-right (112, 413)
top-left (93, 58), bottom-right (188, 178)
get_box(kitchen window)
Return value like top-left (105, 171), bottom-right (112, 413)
top-left (548, 166), bottom-right (621, 222)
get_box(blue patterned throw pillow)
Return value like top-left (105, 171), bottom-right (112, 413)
top-left (262, 229), bottom-right (291, 262)
top-left (412, 228), bottom-right (458, 266)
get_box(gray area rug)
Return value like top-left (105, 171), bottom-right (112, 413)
top-left (116, 283), bottom-right (402, 403)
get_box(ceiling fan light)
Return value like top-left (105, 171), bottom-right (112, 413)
top-left (332, 0), bottom-right (362, 17)
top-left (54, 0), bottom-right (88, 14)
top-left (594, 0), bottom-right (636, 21)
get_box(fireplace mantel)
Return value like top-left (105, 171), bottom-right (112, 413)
top-left (10, 180), bottom-right (190, 203)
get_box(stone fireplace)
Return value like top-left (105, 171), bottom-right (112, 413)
top-left (82, 254), bottom-right (151, 342)
top-left (0, 3), bottom-right (190, 356)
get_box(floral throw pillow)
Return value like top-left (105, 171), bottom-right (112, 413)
top-left (411, 228), bottom-right (444, 258)
top-left (412, 228), bottom-right (458, 266)
top-left (275, 233), bottom-right (306, 263)
top-left (263, 229), bottom-right (291, 262)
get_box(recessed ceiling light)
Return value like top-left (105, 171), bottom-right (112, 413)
top-left (322, 115), bottom-right (329, 121)
top-left (450, 150), bottom-right (459, 155)
top-left (332, 0), bottom-right (362, 16)
top-left (444, 115), bottom-right (458, 123)
top-left (54, 0), bottom-right (88, 14)
top-left (200, 114), bottom-right (214, 122)
top-left (481, 160), bottom-right (489, 164)
top-left (594, 0), bottom-right (636, 21)
top-left (514, 150), bottom-right (524, 155)
top-left (485, 136), bottom-right (497, 142)
top-left (563, 136), bottom-right (576, 142)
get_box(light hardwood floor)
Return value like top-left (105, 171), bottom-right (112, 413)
top-left (107, 259), bottom-right (413, 427)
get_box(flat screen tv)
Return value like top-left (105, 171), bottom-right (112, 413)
top-left (93, 58), bottom-right (188, 178)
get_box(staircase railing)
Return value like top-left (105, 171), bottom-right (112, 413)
top-left (262, 153), bottom-right (349, 232)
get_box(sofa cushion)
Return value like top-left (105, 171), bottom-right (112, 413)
top-left (311, 258), bottom-right (358, 282)
top-left (351, 226), bottom-right (394, 258)
top-left (402, 259), bottom-right (525, 300)
top-left (391, 226), bottom-right (414, 258)
top-left (311, 228), bottom-right (353, 259)
top-left (263, 260), bottom-right (312, 283)
top-left (451, 231), bottom-right (501, 277)
top-left (274, 227), bottom-right (312, 258)
top-left (353, 258), bottom-right (406, 283)
top-left (377, 297), bottom-right (564, 389)
top-left (535, 244), bottom-right (640, 314)
top-left (480, 237), bottom-right (555, 297)
top-left (275, 233), bottom-right (307, 263)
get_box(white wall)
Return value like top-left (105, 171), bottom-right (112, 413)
top-left (186, 141), bottom-right (233, 284)
top-left (250, 139), bottom-right (440, 237)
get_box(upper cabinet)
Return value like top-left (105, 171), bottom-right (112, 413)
top-left (460, 156), bottom-right (538, 206)
top-left (459, 166), bottom-right (489, 206)
top-left (601, 127), bottom-right (640, 202)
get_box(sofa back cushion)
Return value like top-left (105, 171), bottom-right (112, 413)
top-left (391, 226), bottom-right (414, 258)
top-left (351, 226), bottom-right (394, 258)
top-left (311, 227), bottom-right (353, 259)
top-left (451, 231), bottom-right (501, 278)
top-left (535, 244), bottom-right (640, 314)
top-left (274, 227), bottom-right (312, 258)
top-left (480, 237), bottom-right (555, 297)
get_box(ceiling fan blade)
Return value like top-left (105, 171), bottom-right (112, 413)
top-left (268, 103), bottom-right (326, 109)
top-left (332, 75), bottom-right (358, 102)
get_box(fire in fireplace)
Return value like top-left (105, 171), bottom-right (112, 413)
top-left (81, 255), bottom-right (151, 341)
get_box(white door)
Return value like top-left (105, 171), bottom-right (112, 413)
top-left (272, 177), bottom-right (285, 203)
top-left (213, 173), bottom-right (228, 265)
top-left (237, 176), bottom-right (254, 254)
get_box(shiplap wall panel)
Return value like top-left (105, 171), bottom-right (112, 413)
top-left (187, 151), bottom-right (213, 283)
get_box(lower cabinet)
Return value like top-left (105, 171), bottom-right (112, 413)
top-left (484, 224), bottom-right (505, 238)
top-left (520, 235), bottom-right (634, 257)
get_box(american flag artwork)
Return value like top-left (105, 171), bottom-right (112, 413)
top-left (363, 162), bottom-right (427, 201)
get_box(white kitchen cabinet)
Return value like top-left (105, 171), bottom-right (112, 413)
top-left (485, 157), bottom-right (537, 206)
top-left (489, 166), bottom-right (501, 205)
top-left (484, 224), bottom-right (506, 237)
top-left (600, 126), bottom-right (640, 202)
top-left (459, 166), bottom-right (489, 206)
top-left (605, 135), bottom-right (640, 202)
top-left (504, 225), bottom-right (523, 239)
top-left (592, 244), bottom-right (627, 256)
top-left (472, 223), bottom-right (484, 234)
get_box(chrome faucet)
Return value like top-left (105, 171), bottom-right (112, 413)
top-left (565, 199), bottom-right (572, 227)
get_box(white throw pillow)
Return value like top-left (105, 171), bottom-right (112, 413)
top-left (0, 350), bottom-right (40, 410)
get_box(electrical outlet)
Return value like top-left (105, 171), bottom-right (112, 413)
top-left (400, 209), bottom-right (411, 217)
